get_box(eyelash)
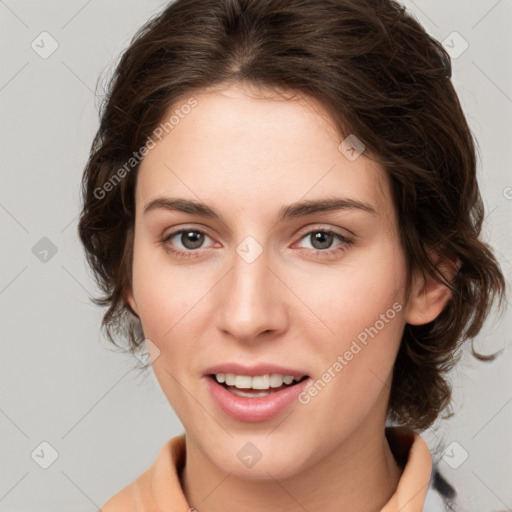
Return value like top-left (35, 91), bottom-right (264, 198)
top-left (160, 226), bottom-right (354, 260)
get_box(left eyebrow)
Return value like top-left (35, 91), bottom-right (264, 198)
top-left (276, 197), bottom-right (378, 221)
top-left (143, 196), bottom-right (378, 221)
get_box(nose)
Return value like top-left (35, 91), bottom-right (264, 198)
top-left (215, 246), bottom-right (288, 344)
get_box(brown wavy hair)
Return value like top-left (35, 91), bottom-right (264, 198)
top-left (77, 0), bottom-right (506, 431)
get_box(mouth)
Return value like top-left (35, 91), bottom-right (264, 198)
top-left (205, 372), bottom-right (312, 422)
top-left (208, 373), bottom-right (310, 397)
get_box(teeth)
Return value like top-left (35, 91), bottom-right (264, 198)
top-left (214, 373), bottom-right (305, 390)
top-left (283, 375), bottom-right (294, 385)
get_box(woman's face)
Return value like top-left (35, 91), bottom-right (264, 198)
top-left (126, 83), bottom-right (413, 479)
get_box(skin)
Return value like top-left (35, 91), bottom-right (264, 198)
top-left (125, 82), bottom-right (451, 512)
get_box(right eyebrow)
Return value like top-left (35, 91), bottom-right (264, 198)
top-left (143, 197), bottom-right (221, 218)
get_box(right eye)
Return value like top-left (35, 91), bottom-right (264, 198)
top-left (161, 229), bottom-right (215, 258)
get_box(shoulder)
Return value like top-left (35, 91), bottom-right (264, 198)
top-left (423, 465), bottom-right (460, 512)
top-left (100, 482), bottom-right (136, 511)
top-left (99, 435), bottom-right (186, 512)
top-left (100, 465), bottom-right (157, 512)
top-left (423, 481), bottom-right (448, 512)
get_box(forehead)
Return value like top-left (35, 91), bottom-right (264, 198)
top-left (136, 83), bottom-right (394, 222)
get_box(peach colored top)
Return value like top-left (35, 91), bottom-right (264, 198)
top-left (100, 427), bottom-right (433, 512)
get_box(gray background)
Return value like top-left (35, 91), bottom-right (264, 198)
top-left (1, 1), bottom-right (511, 511)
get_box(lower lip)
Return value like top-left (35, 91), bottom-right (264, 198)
top-left (204, 375), bottom-right (311, 422)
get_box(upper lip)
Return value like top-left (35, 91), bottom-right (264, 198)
top-left (204, 362), bottom-right (309, 378)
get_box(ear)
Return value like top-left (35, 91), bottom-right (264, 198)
top-left (123, 285), bottom-right (140, 317)
top-left (405, 253), bottom-right (461, 326)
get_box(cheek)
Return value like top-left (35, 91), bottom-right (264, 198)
top-left (297, 282), bottom-right (405, 440)
top-left (131, 242), bottom-right (201, 413)
top-left (294, 240), bottom-right (406, 343)
top-left (294, 241), bottom-right (406, 402)
top-left (130, 239), bottom-right (218, 374)
top-left (131, 240), bottom-right (184, 343)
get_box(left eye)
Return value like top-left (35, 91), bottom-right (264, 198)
top-left (295, 230), bottom-right (349, 251)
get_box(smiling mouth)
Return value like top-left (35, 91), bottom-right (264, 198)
top-left (208, 374), bottom-right (309, 397)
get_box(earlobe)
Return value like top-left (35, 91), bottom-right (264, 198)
top-left (405, 256), bottom-right (460, 326)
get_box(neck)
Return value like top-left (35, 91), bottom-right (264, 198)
top-left (180, 422), bottom-right (403, 512)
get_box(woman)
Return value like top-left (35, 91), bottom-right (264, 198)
top-left (77, 1), bottom-right (506, 510)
